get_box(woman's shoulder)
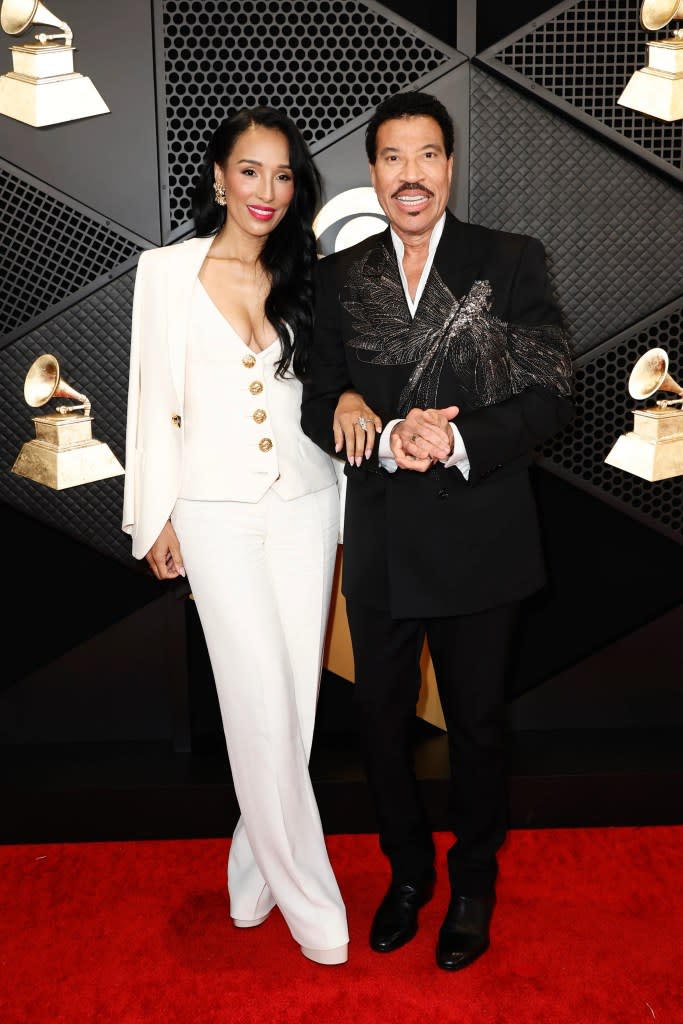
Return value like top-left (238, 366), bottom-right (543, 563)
top-left (140, 234), bottom-right (213, 265)
top-left (135, 235), bottom-right (217, 288)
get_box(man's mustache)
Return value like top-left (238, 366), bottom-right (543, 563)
top-left (392, 183), bottom-right (434, 198)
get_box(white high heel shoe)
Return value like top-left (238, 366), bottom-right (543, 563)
top-left (231, 911), bottom-right (271, 928)
top-left (300, 943), bottom-right (348, 965)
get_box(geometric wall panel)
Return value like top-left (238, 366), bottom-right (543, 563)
top-left (0, 162), bottom-right (143, 343)
top-left (161, 0), bottom-right (460, 235)
top-left (469, 67), bottom-right (683, 359)
top-left (485, 0), bottom-right (683, 181)
top-left (2, 0), bottom-right (680, 576)
top-left (539, 300), bottom-right (683, 541)
top-left (0, 272), bottom-right (137, 566)
top-left (314, 64), bottom-right (471, 246)
top-left (0, 0), bottom-right (161, 244)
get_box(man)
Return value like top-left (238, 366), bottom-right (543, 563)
top-left (301, 91), bottom-right (574, 971)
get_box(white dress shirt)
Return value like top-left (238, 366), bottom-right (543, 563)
top-left (377, 213), bottom-right (470, 479)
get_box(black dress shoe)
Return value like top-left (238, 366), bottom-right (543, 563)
top-left (436, 892), bottom-right (495, 971)
top-left (370, 877), bottom-right (435, 953)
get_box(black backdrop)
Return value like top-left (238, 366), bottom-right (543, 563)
top-left (1, 1), bottom-right (681, 772)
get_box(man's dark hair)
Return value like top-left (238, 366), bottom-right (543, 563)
top-left (365, 91), bottom-right (455, 164)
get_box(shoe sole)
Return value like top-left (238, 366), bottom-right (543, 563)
top-left (231, 911), bottom-right (271, 928)
top-left (300, 943), bottom-right (349, 965)
top-left (370, 884), bottom-right (434, 953)
top-left (436, 940), bottom-right (490, 972)
top-left (370, 923), bottom-right (418, 953)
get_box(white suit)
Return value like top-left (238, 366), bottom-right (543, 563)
top-left (122, 235), bottom-right (348, 953)
top-left (123, 235), bottom-right (336, 557)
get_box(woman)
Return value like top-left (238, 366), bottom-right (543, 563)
top-left (122, 107), bottom-right (349, 965)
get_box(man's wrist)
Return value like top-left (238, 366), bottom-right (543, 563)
top-left (379, 418), bottom-right (403, 461)
top-left (445, 422), bottom-right (455, 457)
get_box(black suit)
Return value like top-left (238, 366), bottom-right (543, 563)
top-left (302, 211), bottom-right (574, 893)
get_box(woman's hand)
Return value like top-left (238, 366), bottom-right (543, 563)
top-left (145, 519), bottom-right (186, 580)
top-left (333, 390), bottom-right (383, 467)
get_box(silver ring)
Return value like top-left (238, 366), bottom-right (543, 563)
top-left (357, 416), bottom-right (368, 430)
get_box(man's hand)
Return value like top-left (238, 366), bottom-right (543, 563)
top-left (390, 405), bottom-right (459, 472)
top-left (145, 519), bottom-right (186, 580)
top-left (333, 390), bottom-right (383, 467)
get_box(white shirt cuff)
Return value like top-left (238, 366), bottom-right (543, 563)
top-left (378, 418), bottom-right (401, 473)
top-left (442, 423), bottom-right (470, 479)
top-left (379, 419), bottom-right (469, 478)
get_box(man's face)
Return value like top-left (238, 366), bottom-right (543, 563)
top-left (370, 115), bottom-right (453, 241)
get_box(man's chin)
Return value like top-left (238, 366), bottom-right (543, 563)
top-left (393, 210), bottom-right (437, 230)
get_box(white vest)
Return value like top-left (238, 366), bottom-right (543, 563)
top-left (122, 236), bottom-right (336, 560)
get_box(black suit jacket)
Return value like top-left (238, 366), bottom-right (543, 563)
top-left (301, 211), bottom-right (574, 617)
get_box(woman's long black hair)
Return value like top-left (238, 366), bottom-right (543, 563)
top-left (191, 106), bottom-right (321, 381)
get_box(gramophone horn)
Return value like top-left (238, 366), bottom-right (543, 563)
top-left (24, 353), bottom-right (89, 410)
top-left (628, 347), bottom-right (683, 400)
top-left (0, 0), bottom-right (71, 40)
top-left (640, 0), bottom-right (683, 31)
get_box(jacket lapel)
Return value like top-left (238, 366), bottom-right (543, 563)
top-left (365, 213), bottom-right (479, 314)
top-left (432, 211), bottom-right (480, 302)
top-left (167, 234), bottom-right (215, 406)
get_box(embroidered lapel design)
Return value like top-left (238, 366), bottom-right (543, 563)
top-left (342, 243), bottom-right (572, 416)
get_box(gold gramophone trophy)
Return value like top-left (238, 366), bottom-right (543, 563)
top-left (618, 1), bottom-right (683, 121)
top-left (604, 347), bottom-right (683, 481)
top-left (0, 0), bottom-right (109, 126)
top-left (11, 353), bottom-right (124, 489)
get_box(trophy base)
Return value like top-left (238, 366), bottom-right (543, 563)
top-left (605, 431), bottom-right (683, 482)
top-left (618, 66), bottom-right (683, 122)
top-left (12, 438), bottom-right (124, 490)
top-left (0, 70), bottom-right (109, 127)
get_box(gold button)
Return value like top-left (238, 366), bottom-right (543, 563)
top-left (258, 438), bottom-right (273, 452)
top-left (171, 414), bottom-right (181, 428)
top-left (242, 354), bottom-right (256, 369)
top-left (249, 381), bottom-right (263, 395)
top-left (253, 409), bottom-right (267, 424)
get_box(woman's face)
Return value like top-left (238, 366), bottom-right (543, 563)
top-left (215, 124), bottom-right (295, 239)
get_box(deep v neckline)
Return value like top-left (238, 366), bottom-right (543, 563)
top-left (196, 278), bottom-right (279, 355)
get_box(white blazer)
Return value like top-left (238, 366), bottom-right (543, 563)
top-left (122, 235), bottom-right (337, 560)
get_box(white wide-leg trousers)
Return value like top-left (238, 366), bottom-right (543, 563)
top-left (172, 484), bottom-right (348, 951)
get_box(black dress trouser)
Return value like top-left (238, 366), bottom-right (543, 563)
top-left (345, 598), bottom-right (520, 897)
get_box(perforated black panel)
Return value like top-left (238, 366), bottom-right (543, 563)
top-left (470, 60), bottom-right (682, 540)
top-left (162, 0), bottom-right (453, 232)
top-left (2, 1), bottom-right (681, 561)
top-left (469, 68), bottom-right (683, 360)
top-left (0, 163), bottom-right (142, 340)
top-left (540, 304), bottom-right (683, 539)
top-left (486, 0), bottom-right (683, 179)
top-left (0, 273), bottom-right (136, 565)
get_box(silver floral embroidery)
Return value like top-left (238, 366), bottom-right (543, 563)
top-left (342, 246), bottom-right (572, 416)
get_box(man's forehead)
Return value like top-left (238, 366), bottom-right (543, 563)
top-left (376, 115), bottom-right (446, 149)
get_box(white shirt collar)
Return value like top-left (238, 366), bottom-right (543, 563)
top-left (390, 212), bottom-right (447, 317)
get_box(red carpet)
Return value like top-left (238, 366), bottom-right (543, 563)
top-left (1, 827), bottom-right (682, 1024)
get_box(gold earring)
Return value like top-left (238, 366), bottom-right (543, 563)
top-left (213, 180), bottom-right (226, 206)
